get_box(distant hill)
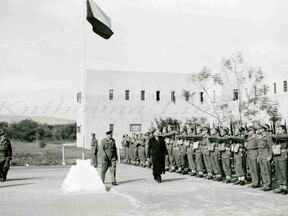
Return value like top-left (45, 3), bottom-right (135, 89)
top-left (0, 115), bottom-right (76, 125)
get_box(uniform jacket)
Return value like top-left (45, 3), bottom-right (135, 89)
top-left (100, 137), bottom-right (118, 160)
top-left (0, 139), bottom-right (12, 163)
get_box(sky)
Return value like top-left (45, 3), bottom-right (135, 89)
top-left (0, 0), bottom-right (288, 120)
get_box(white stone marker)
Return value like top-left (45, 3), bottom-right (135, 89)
top-left (61, 159), bottom-right (106, 193)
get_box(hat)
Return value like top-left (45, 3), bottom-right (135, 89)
top-left (247, 126), bottom-right (257, 131)
top-left (105, 130), bottom-right (113, 135)
top-left (259, 124), bottom-right (270, 131)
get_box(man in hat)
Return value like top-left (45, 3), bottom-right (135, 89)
top-left (0, 131), bottom-right (12, 182)
top-left (100, 130), bottom-right (118, 185)
top-left (271, 125), bottom-right (288, 195)
top-left (91, 133), bottom-right (99, 167)
top-left (256, 124), bottom-right (273, 191)
top-left (245, 126), bottom-right (260, 188)
top-left (147, 129), bottom-right (168, 183)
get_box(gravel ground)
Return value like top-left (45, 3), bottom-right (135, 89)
top-left (1, 164), bottom-right (288, 216)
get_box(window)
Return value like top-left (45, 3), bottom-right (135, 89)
top-left (273, 83), bottom-right (277, 94)
top-left (213, 90), bottom-right (216, 101)
top-left (200, 92), bottom-right (204, 103)
top-left (77, 92), bottom-right (82, 103)
top-left (130, 124), bottom-right (142, 132)
top-left (109, 124), bottom-right (114, 131)
top-left (141, 90), bottom-right (145, 101)
top-left (125, 90), bottom-right (129, 100)
top-left (109, 90), bottom-right (114, 100)
top-left (284, 81), bottom-right (287, 92)
top-left (156, 91), bottom-right (160, 102)
top-left (77, 125), bottom-right (81, 133)
top-left (171, 91), bottom-right (176, 102)
top-left (233, 89), bottom-right (239, 101)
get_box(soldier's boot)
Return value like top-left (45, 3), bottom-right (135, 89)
top-left (182, 167), bottom-right (189, 175)
top-left (273, 186), bottom-right (283, 194)
top-left (165, 166), bottom-right (169, 171)
top-left (282, 186), bottom-right (288, 195)
top-left (176, 167), bottom-right (182, 173)
top-left (190, 170), bottom-right (197, 176)
top-left (197, 171), bottom-right (203, 178)
top-left (206, 173), bottom-right (214, 180)
top-left (234, 177), bottom-right (241, 185)
top-left (169, 166), bottom-right (176, 172)
top-left (225, 176), bottom-right (232, 183)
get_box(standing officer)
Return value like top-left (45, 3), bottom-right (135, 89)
top-left (91, 133), bottom-right (99, 167)
top-left (271, 125), bottom-right (288, 195)
top-left (257, 124), bottom-right (273, 191)
top-left (0, 131), bottom-right (12, 182)
top-left (245, 126), bottom-right (260, 188)
top-left (100, 130), bottom-right (118, 185)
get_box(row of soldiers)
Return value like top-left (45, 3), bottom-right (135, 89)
top-left (121, 123), bottom-right (288, 195)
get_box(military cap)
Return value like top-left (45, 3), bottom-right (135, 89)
top-left (259, 124), bottom-right (270, 130)
top-left (105, 130), bottom-right (113, 135)
top-left (247, 126), bottom-right (257, 131)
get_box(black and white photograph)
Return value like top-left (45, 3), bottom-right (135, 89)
top-left (1, 0), bottom-right (288, 215)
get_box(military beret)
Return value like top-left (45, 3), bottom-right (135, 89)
top-left (247, 126), bottom-right (257, 131)
top-left (259, 124), bottom-right (270, 130)
top-left (105, 130), bottom-right (113, 135)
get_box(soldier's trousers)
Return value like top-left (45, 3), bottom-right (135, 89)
top-left (101, 158), bottom-right (116, 183)
top-left (133, 147), bottom-right (139, 162)
top-left (187, 151), bottom-right (197, 172)
top-left (259, 158), bottom-right (272, 188)
top-left (138, 146), bottom-right (146, 164)
top-left (202, 149), bottom-right (213, 175)
top-left (129, 146), bottom-right (134, 161)
top-left (180, 153), bottom-right (188, 169)
top-left (168, 148), bottom-right (176, 166)
top-left (210, 150), bottom-right (221, 176)
top-left (222, 157), bottom-right (231, 178)
top-left (173, 149), bottom-right (181, 167)
top-left (91, 151), bottom-right (98, 167)
top-left (234, 154), bottom-right (245, 177)
top-left (125, 147), bottom-right (130, 162)
top-left (247, 150), bottom-right (260, 186)
top-left (274, 153), bottom-right (288, 187)
top-left (195, 149), bottom-right (204, 173)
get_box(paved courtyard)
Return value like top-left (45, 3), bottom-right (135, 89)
top-left (1, 163), bottom-right (288, 216)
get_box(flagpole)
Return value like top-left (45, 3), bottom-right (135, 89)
top-left (82, 0), bottom-right (86, 160)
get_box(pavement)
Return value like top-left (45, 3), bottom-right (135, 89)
top-left (1, 164), bottom-right (288, 216)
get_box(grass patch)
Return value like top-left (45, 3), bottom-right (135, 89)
top-left (11, 140), bottom-right (94, 166)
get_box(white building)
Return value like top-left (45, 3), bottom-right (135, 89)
top-left (77, 64), bottom-right (288, 149)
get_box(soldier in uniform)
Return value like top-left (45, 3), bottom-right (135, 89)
top-left (194, 127), bottom-right (205, 177)
top-left (138, 133), bottom-right (147, 167)
top-left (230, 127), bottom-right (246, 185)
top-left (91, 133), bottom-right (99, 167)
top-left (218, 127), bottom-right (232, 183)
top-left (129, 133), bottom-right (135, 165)
top-left (207, 127), bottom-right (222, 181)
top-left (162, 125), bottom-right (177, 171)
top-left (245, 126), bottom-right (260, 188)
top-left (185, 126), bottom-right (197, 176)
top-left (100, 130), bottom-right (118, 185)
top-left (271, 125), bottom-right (288, 195)
top-left (0, 131), bottom-right (12, 182)
top-left (257, 124), bottom-right (273, 191)
top-left (201, 126), bottom-right (214, 179)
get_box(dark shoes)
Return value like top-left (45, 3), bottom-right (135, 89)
top-left (234, 180), bottom-right (241, 185)
top-left (273, 188), bottom-right (288, 195)
top-left (239, 181), bottom-right (245, 186)
top-left (225, 179), bottom-right (231, 184)
top-left (260, 187), bottom-right (271, 191)
top-left (112, 182), bottom-right (118, 186)
top-left (282, 189), bottom-right (288, 195)
top-left (249, 184), bottom-right (260, 189)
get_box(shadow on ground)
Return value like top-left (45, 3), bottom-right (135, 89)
top-left (162, 177), bottom-right (187, 183)
top-left (0, 183), bottom-right (34, 188)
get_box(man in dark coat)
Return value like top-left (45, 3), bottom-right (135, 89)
top-left (0, 131), bottom-right (12, 182)
top-left (147, 129), bottom-right (168, 183)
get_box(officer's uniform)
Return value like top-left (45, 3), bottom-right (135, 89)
top-left (91, 134), bottom-right (99, 167)
top-left (0, 132), bottom-right (12, 182)
top-left (100, 130), bottom-right (118, 185)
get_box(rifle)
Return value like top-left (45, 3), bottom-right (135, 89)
top-left (230, 118), bottom-right (234, 136)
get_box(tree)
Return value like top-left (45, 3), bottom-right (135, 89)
top-left (185, 50), bottom-right (281, 126)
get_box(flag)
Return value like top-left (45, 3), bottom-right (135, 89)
top-left (86, 0), bottom-right (114, 39)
